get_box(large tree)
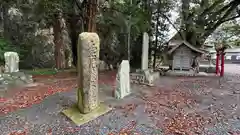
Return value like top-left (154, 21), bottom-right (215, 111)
top-left (207, 19), bottom-right (240, 47)
top-left (171, 0), bottom-right (240, 47)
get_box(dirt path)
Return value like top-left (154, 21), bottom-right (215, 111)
top-left (1, 72), bottom-right (240, 135)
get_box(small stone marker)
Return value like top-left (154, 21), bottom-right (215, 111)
top-left (4, 52), bottom-right (19, 73)
top-left (62, 32), bottom-right (111, 126)
top-left (115, 60), bottom-right (131, 99)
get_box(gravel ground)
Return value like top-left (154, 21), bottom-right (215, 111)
top-left (1, 71), bottom-right (240, 134)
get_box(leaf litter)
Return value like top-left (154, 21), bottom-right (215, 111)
top-left (1, 71), bottom-right (116, 115)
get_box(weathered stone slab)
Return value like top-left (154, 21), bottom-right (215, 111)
top-left (115, 60), bottom-right (131, 99)
top-left (62, 103), bottom-right (111, 126)
top-left (0, 72), bottom-right (33, 91)
top-left (165, 70), bottom-right (211, 77)
top-left (77, 32), bottom-right (100, 113)
top-left (130, 73), bottom-right (154, 86)
top-left (4, 52), bottom-right (19, 73)
top-left (130, 69), bottom-right (159, 86)
top-left (130, 73), bottom-right (146, 83)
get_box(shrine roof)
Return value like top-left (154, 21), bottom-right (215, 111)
top-left (167, 40), bottom-right (206, 54)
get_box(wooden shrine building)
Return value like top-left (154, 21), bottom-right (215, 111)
top-left (167, 40), bottom-right (206, 71)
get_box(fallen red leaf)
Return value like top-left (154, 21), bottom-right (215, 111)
top-left (1, 71), bottom-right (116, 115)
top-left (8, 130), bottom-right (27, 135)
top-left (0, 97), bottom-right (8, 103)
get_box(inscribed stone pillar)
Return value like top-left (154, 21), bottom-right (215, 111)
top-left (141, 32), bottom-right (149, 70)
top-left (4, 52), bottom-right (19, 73)
top-left (115, 60), bottom-right (131, 99)
top-left (77, 32), bottom-right (100, 114)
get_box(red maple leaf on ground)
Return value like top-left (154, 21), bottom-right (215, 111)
top-left (0, 77), bottom-right (77, 115)
top-left (0, 71), bottom-right (116, 115)
top-left (8, 129), bottom-right (28, 135)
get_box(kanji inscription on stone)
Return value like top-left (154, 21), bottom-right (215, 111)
top-left (77, 32), bottom-right (100, 113)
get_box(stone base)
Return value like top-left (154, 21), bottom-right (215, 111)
top-left (130, 69), bottom-right (160, 86)
top-left (114, 91), bottom-right (131, 99)
top-left (62, 103), bottom-right (112, 126)
top-left (151, 71), bottom-right (160, 80)
top-left (165, 70), bottom-right (214, 77)
top-left (0, 72), bottom-right (33, 91)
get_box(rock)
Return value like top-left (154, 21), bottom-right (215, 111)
top-left (99, 60), bottom-right (108, 71)
top-left (115, 60), bottom-right (131, 99)
top-left (0, 65), bottom-right (4, 74)
top-left (130, 73), bottom-right (145, 84)
top-left (0, 85), bottom-right (7, 91)
top-left (2, 74), bottom-right (12, 81)
top-left (143, 69), bottom-right (154, 85)
top-left (12, 79), bottom-right (25, 86)
top-left (131, 69), bottom-right (158, 86)
top-left (0, 72), bottom-right (33, 90)
top-left (20, 75), bottom-right (27, 81)
top-left (4, 52), bottom-right (19, 73)
top-left (233, 90), bottom-right (240, 94)
top-left (11, 72), bottom-right (25, 77)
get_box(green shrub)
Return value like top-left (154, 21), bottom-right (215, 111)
top-left (29, 68), bottom-right (57, 75)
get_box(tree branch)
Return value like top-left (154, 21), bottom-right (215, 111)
top-left (198, 0), bottom-right (222, 19)
top-left (203, 0), bottom-right (240, 38)
top-left (201, 14), bottom-right (239, 41)
top-left (158, 12), bottom-right (184, 40)
top-left (155, 0), bottom-right (184, 40)
top-left (220, 14), bottom-right (240, 23)
top-left (208, 0), bottom-right (240, 22)
top-left (75, 0), bottom-right (87, 9)
top-left (74, 0), bottom-right (87, 17)
top-left (216, 0), bottom-right (239, 13)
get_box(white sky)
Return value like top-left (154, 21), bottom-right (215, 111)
top-left (167, 11), bottom-right (178, 40)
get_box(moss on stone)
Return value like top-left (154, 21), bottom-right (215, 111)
top-left (62, 103), bottom-right (111, 126)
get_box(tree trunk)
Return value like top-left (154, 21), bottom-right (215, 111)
top-left (2, 4), bottom-right (9, 39)
top-left (68, 14), bottom-right (78, 67)
top-left (119, 33), bottom-right (128, 60)
top-left (0, 4), bottom-right (3, 36)
top-left (86, 0), bottom-right (97, 32)
top-left (153, 21), bottom-right (158, 69)
top-left (131, 35), bottom-right (142, 69)
top-left (127, 25), bottom-right (131, 62)
top-left (153, 7), bottom-right (161, 69)
top-left (53, 14), bottom-right (65, 69)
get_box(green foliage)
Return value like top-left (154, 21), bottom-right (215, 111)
top-left (99, 0), bottom-right (151, 36)
top-left (35, 0), bottom-right (72, 26)
top-left (207, 20), bottom-right (240, 47)
top-left (172, 0), bottom-right (240, 46)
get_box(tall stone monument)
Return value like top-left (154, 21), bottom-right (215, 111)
top-left (141, 32), bottom-right (149, 70)
top-left (63, 32), bottom-right (111, 125)
top-left (77, 32), bottom-right (100, 113)
top-left (130, 32), bottom-right (159, 86)
top-left (4, 52), bottom-right (19, 73)
top-left (115, 60), bottom-right (131, 99)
